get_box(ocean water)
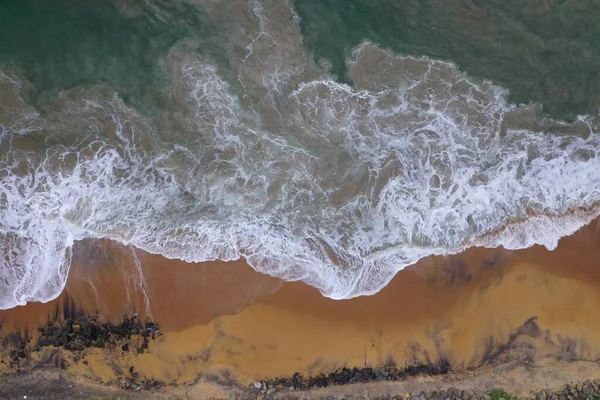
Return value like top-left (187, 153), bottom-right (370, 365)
top-left (1, 0), bottom-right (600, 309)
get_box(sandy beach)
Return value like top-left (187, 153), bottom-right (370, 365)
top-left (4, 1), bottom-right (600, 399)
top-left (2, 219), bottom-right (600, 398)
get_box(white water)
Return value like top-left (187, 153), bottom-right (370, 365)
top-left (2, 5), bottom-right (600, 309)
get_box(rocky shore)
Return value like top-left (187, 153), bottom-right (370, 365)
top-left (250, 365), bottom-right (449, 394)
top-left (243, 380), bottom-right (600, 400)
top-left (35, 316), bottom-right (159, 350)
top-left (2, 315), bottom-right (600, 400)
top-left (3, 364), bottom-right (600, 400)
top-left (3, 315), bottom-right (163, 389)
top-left (5, 320), bottom-right (600, 400)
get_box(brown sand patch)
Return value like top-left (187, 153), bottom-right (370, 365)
top-left (0, 239), bottom-right (283, 337)
top-left (2, 221), bottom-right (600, 390)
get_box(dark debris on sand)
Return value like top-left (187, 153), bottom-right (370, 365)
top-left (35, 316), bottom-right (160, 352)
top-left (3, 315), bottom-right (165, 392)
top-left (119, 365), bottom-right (165, 392)
top-left (244, 379), bottom-right (600, 400)
top-left (248, 363), bottom-right (450, 395)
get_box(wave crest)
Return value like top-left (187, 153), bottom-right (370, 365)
top-left (2, 3), bottom-right (600, 307)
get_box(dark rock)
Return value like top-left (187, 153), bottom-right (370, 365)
top-left (145, 322), bottom-right (158, 332)
top-left (583, 384), bottom-right (590, 394)
top-left (335, 372), bottom-right (349, 383)
top-left (122, 343), bottom-right (129, 352)
top-left (385, 369), bottom-right (397, 381)
top-left (59, 333), bottom-right (69, 346)
top-left (360, 367), bottom-right (374, 381)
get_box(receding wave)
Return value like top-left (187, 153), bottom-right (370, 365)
top-left (1, 0), bottom-right (600, 308)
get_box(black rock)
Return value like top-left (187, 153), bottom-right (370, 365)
top-left (145, 322), bottom-right (158, 331)
top-left (360, 367), bottom-right (375, 381)
top-left (59, 333), bottom-right (69, 346)
top-left (335, 372), bottom-right (349, 383)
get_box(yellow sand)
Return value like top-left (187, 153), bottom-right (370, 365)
top-left (3, 221), bottom-right (600, 388)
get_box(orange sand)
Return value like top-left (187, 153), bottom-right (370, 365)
top-left (2, 220), bottom-right (600, 386)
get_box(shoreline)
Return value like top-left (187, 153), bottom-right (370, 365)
top-left (2, 220), bottom-right (600, 397)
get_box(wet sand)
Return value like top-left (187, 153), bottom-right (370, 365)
top-left (3, 220), bottom-right (600, 392)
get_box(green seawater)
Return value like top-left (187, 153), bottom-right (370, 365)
top-left (294, 0), bottom-right (600, 119)
top-left (0, 0), bottom-right (224, 112)
top-left (3, 0), bottom-right (600, 306)
top-left (2, 0), bottom-right (599, 119)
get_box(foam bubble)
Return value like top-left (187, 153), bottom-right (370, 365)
top-left (3, 11), bottom-right (600, 307)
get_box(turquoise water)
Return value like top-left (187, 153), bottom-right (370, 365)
top-left (0, 0), bottom-right (218, 112)
top-left (2, 0), bottom-right (600, 118)
top-left (295, 0), bottom-right (600, 119)
top-left (2, 0), bottom-right (600, 308)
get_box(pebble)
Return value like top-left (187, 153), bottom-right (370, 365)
top-left (266, 388), bottom-right (276, 395)
top-left (253, 382), bottom-right (262, 389)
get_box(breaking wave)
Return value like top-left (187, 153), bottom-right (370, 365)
top-left (2, 1), bottom-right (600, 308)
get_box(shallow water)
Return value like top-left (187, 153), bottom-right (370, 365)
top-left (1, 0), bottom-right (600, 308)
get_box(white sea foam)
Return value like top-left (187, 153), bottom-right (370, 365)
top-left (2, 17), bottom-right (600, 308)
